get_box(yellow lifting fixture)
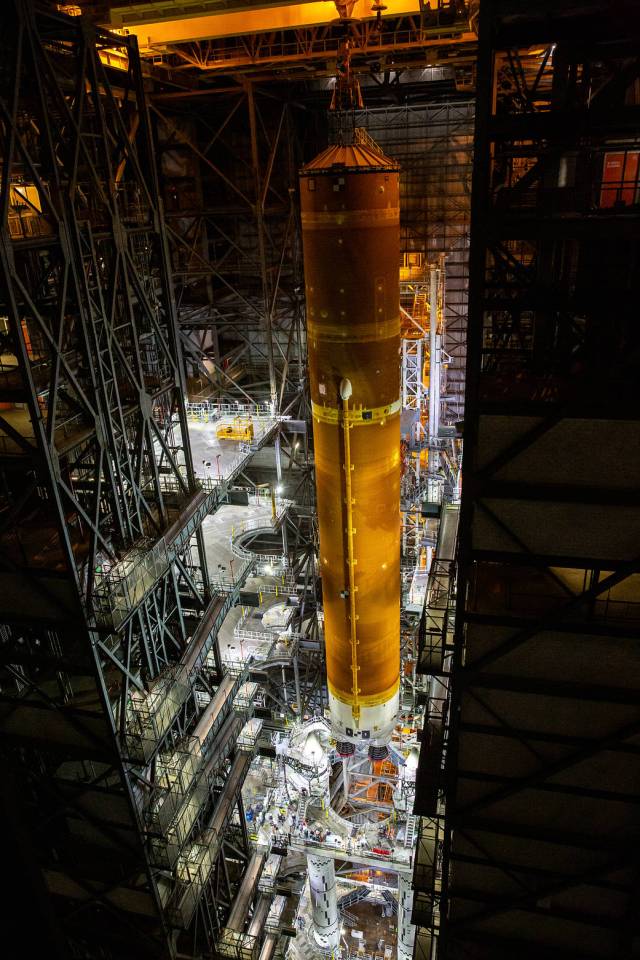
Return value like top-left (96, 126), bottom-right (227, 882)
top-left (216, 417), bottom-right (254, 442)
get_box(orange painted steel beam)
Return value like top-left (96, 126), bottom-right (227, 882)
top-left (172, 31), bottom-right (477, 73)
top-left (300, 140), bottom-right (401, 747)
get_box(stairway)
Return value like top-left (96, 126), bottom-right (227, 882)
top-left (404, 815), bottom-right (418, 849)
top-left (338, 886), bottom-right (370, 911)
top-left (340, 908), bottom-right (358, 927)
top-left (297, 796), bottom-right (309, 824)
top-left (412, 291), bottom-right (429, 327)
top-left (382, 890), bottom-right (398, 916)
top-left (400, 687), bottom-right (415, 712)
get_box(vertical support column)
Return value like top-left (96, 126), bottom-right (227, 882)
top-left (342, 756), bottom-right (350, 798)
top-left (415, 339), bottom-right (424, 451)
top-left (429, 265), bottom-right (439, 450)
top-left (274, 430), bottom-right (288, 557)
top-left (433, 331), bottom-right (442, 482)
top-left (307, 853), bottom-right (340, 951)
top-left (428, 264), bottom-right (441, 506)
top-left (401, 339), bottom-right (409, 409)
top-left (397, 874), bottom-right (416, 960)
top-left (437, 253), bottom-right (446, 432)
top-left (246, 80), bottom-right (277, 413)
top-left (293, 653), bottom-right (301, 716)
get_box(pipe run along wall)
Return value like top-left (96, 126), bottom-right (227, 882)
top-left (300, 141), bottom-right (401, 746)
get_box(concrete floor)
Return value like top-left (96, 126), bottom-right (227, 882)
top-left (344, 898), bottom-right (398, 959)
top-left (199, 500), bottom-right (291, 670)
top-left (288, 883), bottom-right (398, 960)
top-left (201, 502), bottom-right (276, 585)
top-left (187, 416), bottom-right (277, 483)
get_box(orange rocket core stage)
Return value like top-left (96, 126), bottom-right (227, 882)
top-left (300, 141), bottom-right (401, 739)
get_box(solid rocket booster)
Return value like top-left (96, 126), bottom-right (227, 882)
top-left (300, 140), bottom-right (401, 746)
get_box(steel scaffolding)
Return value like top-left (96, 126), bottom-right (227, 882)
top-left (154, 89), bottom-right (306, 415)
top-left (335, 101), bottom-right (474, 427)
top-left (0, 5), bottom-right (254, 957)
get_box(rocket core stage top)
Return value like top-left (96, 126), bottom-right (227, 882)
top-left (300, 137), bottom-right (399, 175)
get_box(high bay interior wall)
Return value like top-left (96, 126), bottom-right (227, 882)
top-left (153, 89), bottom-right (307, 413)
top-left (440, 2), bottom-right (640, 958)
top-left (333, 103), bottom-right (473, 427)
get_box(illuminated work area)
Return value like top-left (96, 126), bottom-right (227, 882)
top-left (0, 2), bottom-right (639, 960)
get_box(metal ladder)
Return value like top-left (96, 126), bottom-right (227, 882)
top-left (404, 815), bottom-right (418, 848)
top-left (297, 796), bottom-right (309, 824)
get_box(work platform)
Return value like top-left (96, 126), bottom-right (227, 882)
top-left (185, 402), bottom-right (280, 484)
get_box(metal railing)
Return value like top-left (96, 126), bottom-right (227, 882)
top-left (210, 555), bottom-right (256, 593)
top-left (149, 737), bottom-right (202, 835)
top-left (124, 664), bottom-right (190, 762)
top-left (186, 400), bottom-right (273, 421)
top-left (198, 20), bottom-right (468, 70)
top-left (250, 576), bottom-right (298, 597)
top-left (257, 852), bottom-right (283, 894)
top-left (287, 826), bottom-right (414, 875)
top-left (93, 537), bottom-right (169, 629)
top-left (214, 928), bottom-right (260, 960)
top-left (232, 498), bottom-right (291, 538)
top-left (93, 472), bottom-right (282, 627)
top-left (125, 587), bottom-right (244, 763)
top-left (238, 717), bottom-right (264, 752)
top-left (172, 827), bottom-right (224, 928)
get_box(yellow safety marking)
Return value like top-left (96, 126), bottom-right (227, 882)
top-left (301, 207), bottom-right (399, 230)
top-left (328, 676), bottom-right (400, 707)
top-left (307, 315), bottom-right (400, 343)
top-left (312, 398), bottom-right (401, 426)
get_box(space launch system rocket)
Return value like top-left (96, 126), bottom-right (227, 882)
top-left (300, 139), bottom-right (401, 748)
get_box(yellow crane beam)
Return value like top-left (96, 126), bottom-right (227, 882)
top-left (108, 0), bottom-right (423, 48)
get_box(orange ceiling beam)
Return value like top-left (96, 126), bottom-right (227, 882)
top-left (110, 0), bottom-right (424, 48)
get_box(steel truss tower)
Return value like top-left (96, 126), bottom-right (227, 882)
top-left (0, 5), bottom-right (250, 957)
top-left (342, 102), bottom-right (474, 428)
top-left (441, 1), bottom-right (640, 958)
